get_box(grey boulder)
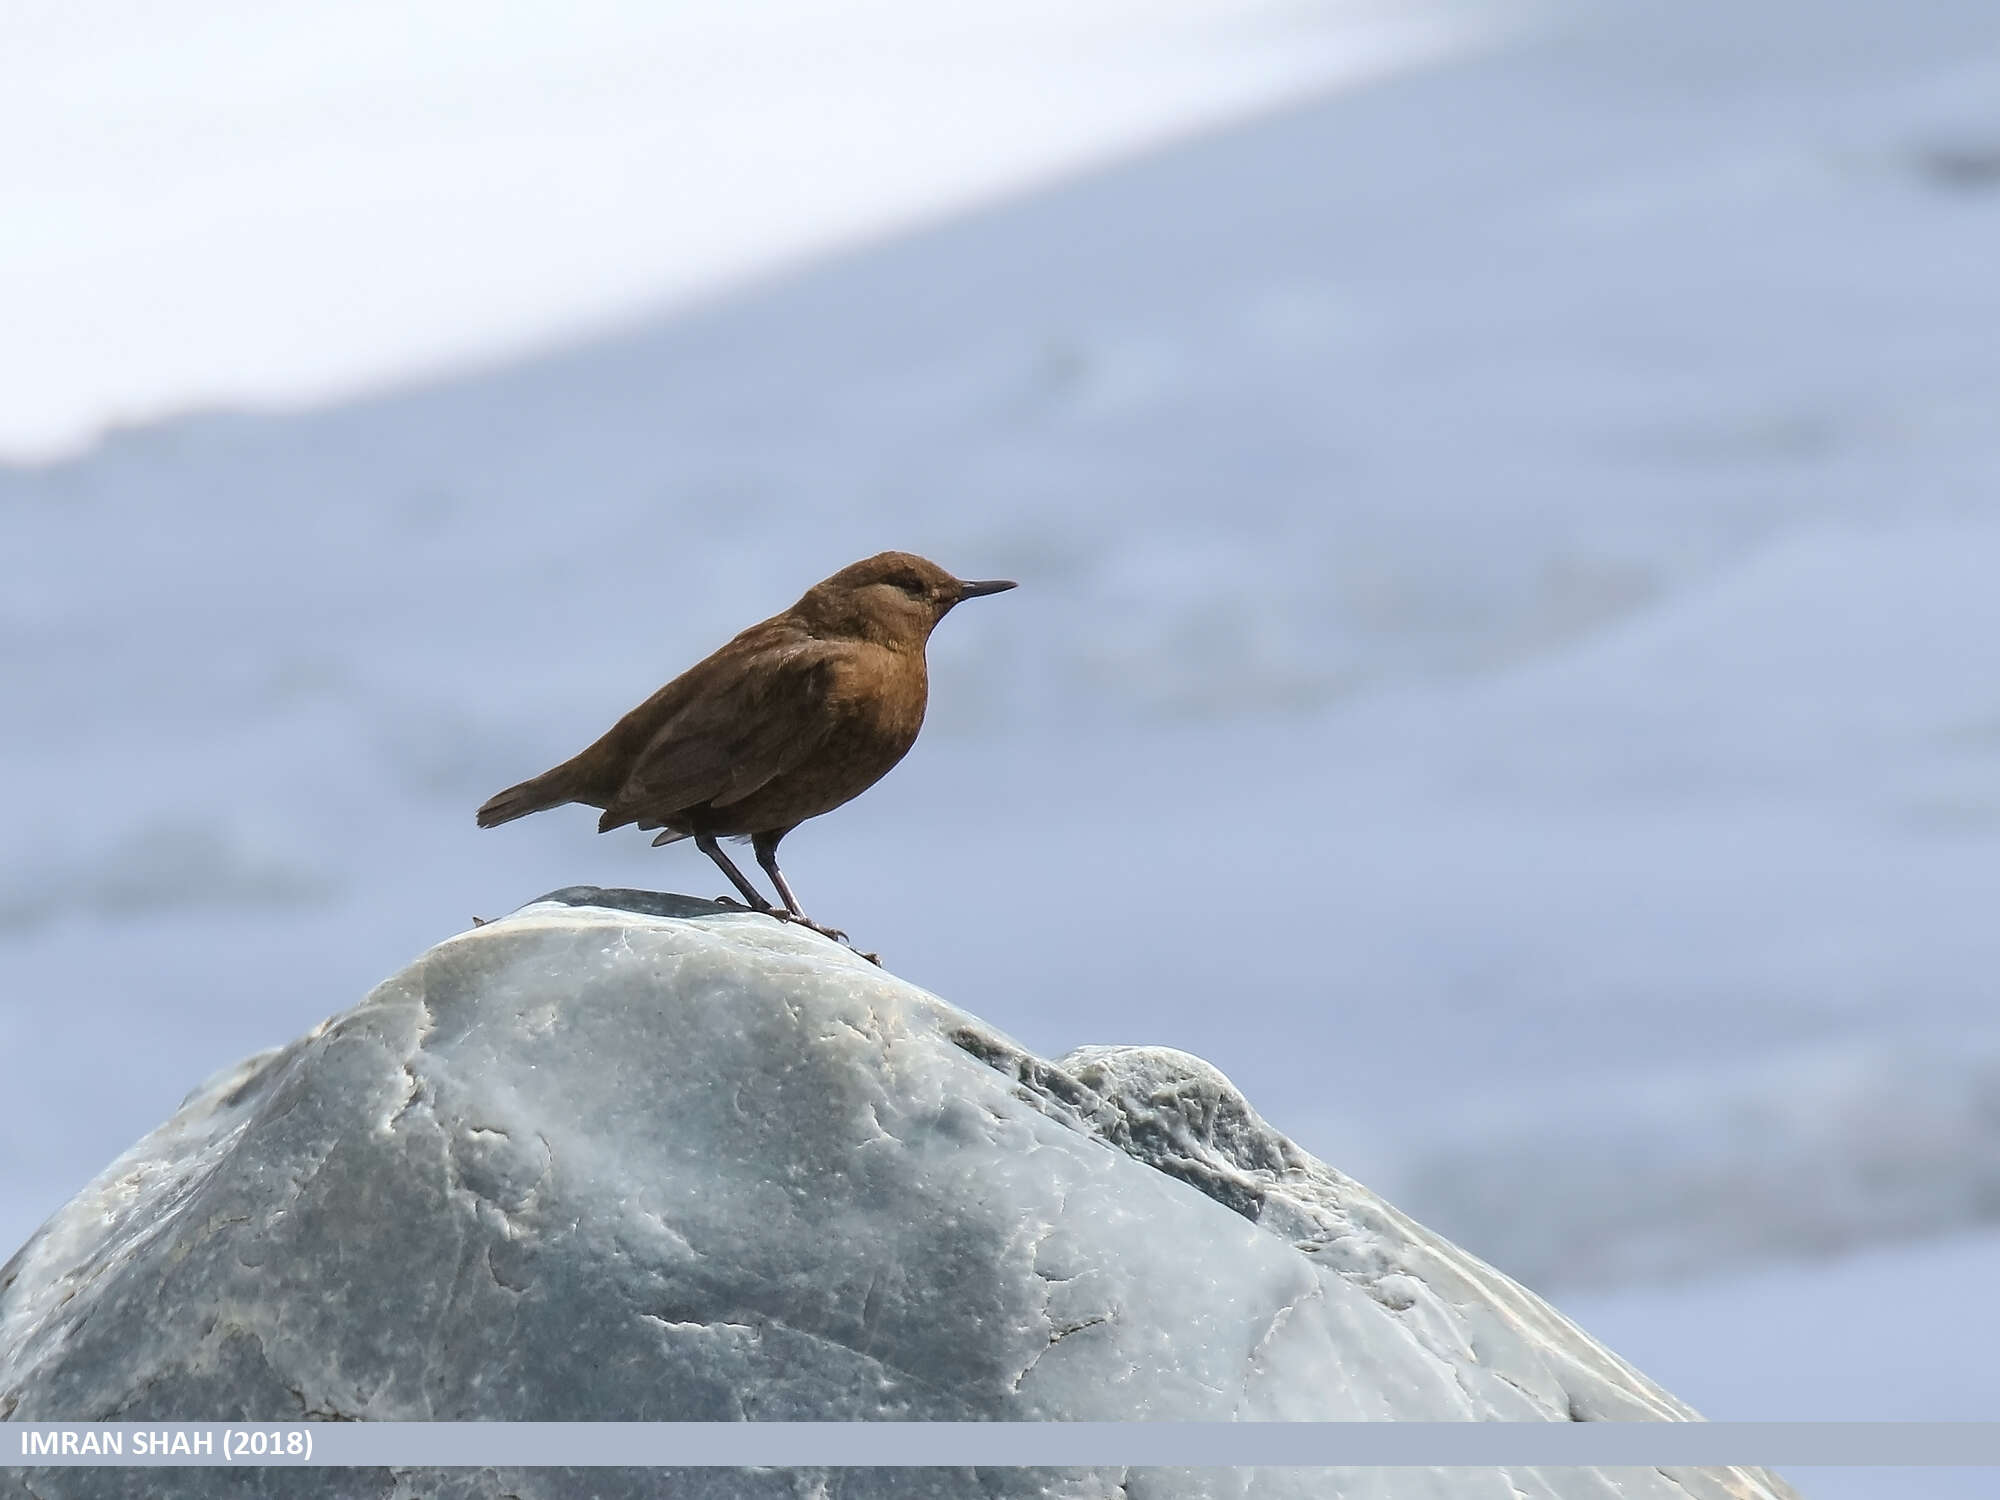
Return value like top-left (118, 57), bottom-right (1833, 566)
top-left (0, 889), bottom-right (1799, 1500)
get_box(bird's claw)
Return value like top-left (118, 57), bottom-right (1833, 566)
top-left (772, 912), bottom-right (884, 968)
top-left (772, 910), bottom-right (850, 944)
top-left (715, 899), bottom-right (876, 963)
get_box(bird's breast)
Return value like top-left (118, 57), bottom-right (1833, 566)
top-left (708, 645), bottom-right (928, 833)
top-left (821, 647), bottom-right (928, 762)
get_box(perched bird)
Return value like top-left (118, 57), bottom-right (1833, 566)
top-left (476, 552), bottom-right (1016, 952)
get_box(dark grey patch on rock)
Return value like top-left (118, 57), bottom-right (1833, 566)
top-left (527, 887), bottom-right (747, 921)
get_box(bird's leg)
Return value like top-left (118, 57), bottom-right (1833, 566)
top-left (752, 829), bottom-right (857, 949)
top-left (694, 832), bottom-right (773, 912)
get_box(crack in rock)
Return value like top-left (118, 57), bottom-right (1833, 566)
top-left (1010, 1309), bottom-right (1111, 1394)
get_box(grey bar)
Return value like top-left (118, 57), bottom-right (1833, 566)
top-left (7, 1423), bottom-right (1999, 1468)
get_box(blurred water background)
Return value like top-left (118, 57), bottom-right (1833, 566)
top-left (4, 0), bottom-right (1999, 1470)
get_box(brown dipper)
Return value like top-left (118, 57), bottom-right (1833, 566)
top-left (476, 552), bottom-right (1016, 953)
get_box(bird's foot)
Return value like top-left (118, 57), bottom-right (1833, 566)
top-left (715, 900), bottom-right (878, 964)
top-left (772, 916), bottom-right (884, 976)
top-left (771, 910), bottom-right (850, 945)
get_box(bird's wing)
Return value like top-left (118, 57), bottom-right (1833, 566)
top-left (599, 638), bottom-right (840, 831)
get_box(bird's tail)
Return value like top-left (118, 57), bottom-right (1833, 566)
top-left (476, 766), bottom-right (576, 828)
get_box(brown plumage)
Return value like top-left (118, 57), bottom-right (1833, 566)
top-left (476, 551), bottom-right (1016, 950)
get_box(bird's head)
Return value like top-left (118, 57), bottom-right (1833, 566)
top-left (793, 551), bottom-right (1016, 646)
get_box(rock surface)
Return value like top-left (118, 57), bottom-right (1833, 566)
top-left (0, 890), bottom-right (1799, 1500)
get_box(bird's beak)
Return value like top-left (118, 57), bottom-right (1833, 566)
top-left (957, 578), bottom-right (1018, 600)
